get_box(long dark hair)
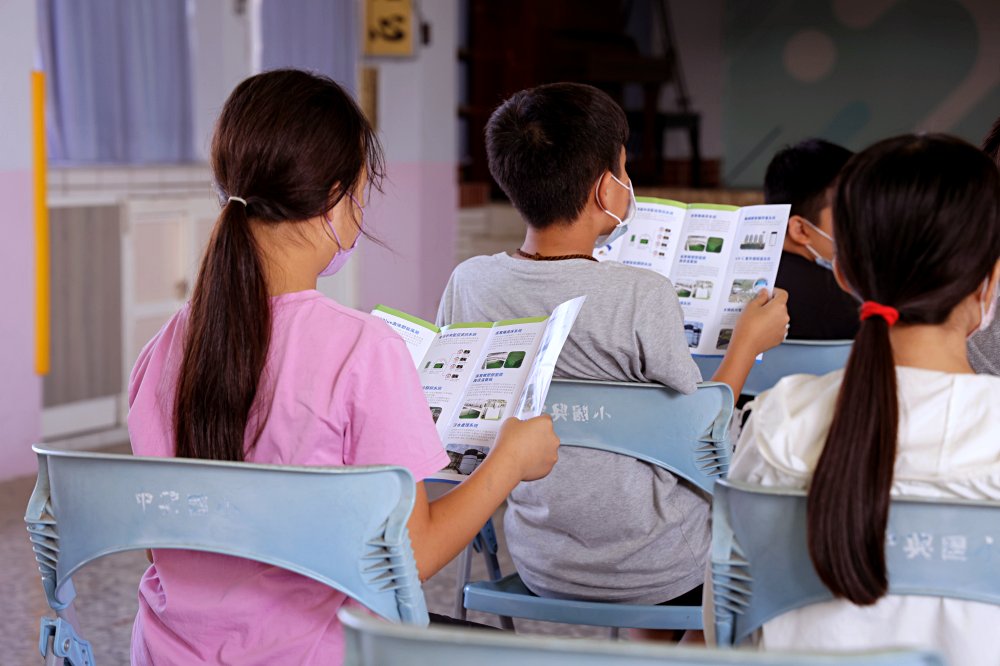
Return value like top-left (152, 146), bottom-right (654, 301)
top-left (984, 115), bottom-right (1000, 166)
top-left (174, 70), bottom-right (384, 461)
top-left (807, 134), bottom-right (1000, 604)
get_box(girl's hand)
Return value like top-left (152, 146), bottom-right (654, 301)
top-left (731, 288), bottom-right (790, 355)
top-left (407, 414), bottom-right (559, 580)
top-left (492, 415), bottom-right (559, 481)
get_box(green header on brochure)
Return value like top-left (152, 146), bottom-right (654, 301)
top-left (496, 316), bottom-right (548, 326)
top-left (446, 321), bottom-right (495, 329)
top-left (635, 196), bottom-right (687, 208)
top-left (373, 305), bottom-right (440, 332)
top-left (688, 203), bottom-right (740, 212)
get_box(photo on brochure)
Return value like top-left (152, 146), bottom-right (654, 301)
top-left (443, 445), bottom-right (490, 476)
top-left (371, 296), bottom-right (586, 477)
top-left (595, 197), bottom-right (791, 357)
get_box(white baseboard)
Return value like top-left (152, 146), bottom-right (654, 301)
top-left (42, 426), bottom-right (130, 452)
top-left (42, 396), bottom-right (120, 440)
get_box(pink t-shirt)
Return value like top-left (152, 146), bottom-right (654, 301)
top-left (127, 290), bottom-right (448, 665)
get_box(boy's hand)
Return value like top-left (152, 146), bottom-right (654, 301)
top-left (492, 415), bottom-right (559, 482)
top-left (731, 288), bottom-right (790, 355)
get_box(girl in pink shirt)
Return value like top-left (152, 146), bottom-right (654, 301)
top-left (128, 69), bottom-right (559, 665)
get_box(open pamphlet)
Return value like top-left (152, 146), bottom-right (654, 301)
top-left (595, 198), bottom-right (791, 356)
top-left (372, 296), bottom-right (585, 476)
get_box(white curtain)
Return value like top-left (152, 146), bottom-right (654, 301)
top-left (37, 0), bottom-right (195, 164)
top-left (257, 0), bottom-right (358, 91)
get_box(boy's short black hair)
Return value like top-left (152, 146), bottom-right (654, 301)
top-left (486, 83), bottom-right (629, 229)
top-left (764, 138), bottom-right (854, 220)
top-left (983, 115), bottom-right (1000, 167)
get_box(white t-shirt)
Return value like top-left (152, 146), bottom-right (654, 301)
top-left (715, 367), bottom-right (1000, 665)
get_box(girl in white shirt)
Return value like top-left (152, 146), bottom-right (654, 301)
top-left (720, 133), bottom-right (1000, 665)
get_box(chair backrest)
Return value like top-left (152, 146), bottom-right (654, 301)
top-left (339, 608), bottom-right (943, 666)
top-left (24, 446), bottom-right (428, 629)
top-left (712, 479), bottom-right (1000, 646)
top-left (545, 379), bottom-right (734, 494)
top-left (693, 340), bottom-right (852, 396)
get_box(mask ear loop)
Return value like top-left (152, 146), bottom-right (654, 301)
top-left (977, 277), bottom-right (997, 331)
top-left (801, 218), bottom-right (835, 268)
top-left (322, 213), bottom-right (347, 253)
top-left (801, 217), bottom-right (834, 242)
top-left (595, 172), bottom-right (631, 225)
top-left (323, 193), bottom-right (366, 253)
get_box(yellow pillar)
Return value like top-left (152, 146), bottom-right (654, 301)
top-left (32, 70), bottom-right (49, 376)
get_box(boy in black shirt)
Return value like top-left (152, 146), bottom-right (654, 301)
top-left (767, 138), bottom-right (859, 340)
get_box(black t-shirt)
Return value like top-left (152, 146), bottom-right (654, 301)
top-left (774, 251), bottom-right (859, 340)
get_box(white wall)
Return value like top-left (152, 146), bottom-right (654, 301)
top-left (0, 2), bottom-right (35, 172)
top-left (358, 0), bottom-right (459, 319)
top-left (189, 0), bottom-right (253, 162)
top-left (0, 0), bottom-right (42, 480)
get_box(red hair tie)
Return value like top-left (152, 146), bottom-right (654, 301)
top-left (860, 301), bottom-right (900, 326)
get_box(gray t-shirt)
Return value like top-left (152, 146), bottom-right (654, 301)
top-left (436, 252), bottom-right (708, 604)
top-left (970, 316), bottom-right (1000, 375)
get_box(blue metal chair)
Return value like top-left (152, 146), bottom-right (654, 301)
top-left (462, 379), bottom-right (734, 633)
top-left (24, 445), bottom-right (427, 666)
top-left (712, 479), bottom-right (1000, 647)
top-left (340, 607), bottom-right (944, 666)
top-left (693, 340), bottom-right (852, 397)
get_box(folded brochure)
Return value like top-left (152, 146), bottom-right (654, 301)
top-left (372, 296), bottom-right (585, 476)
top-left (595, 198), bottom-right (791, 356)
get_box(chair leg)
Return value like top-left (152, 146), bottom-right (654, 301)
top-left (482, 540), bottom-right (503, 582)
top-left (476, 525), bottom-right (516, 630)
top-left (462, 530), bottom-right (516, 630)
top-left (44, 635), bottom-right (60, 666)
top-left (454, 542), bottom-right (474, 620)
top-left (39, 617), bottom-right (94, 666)
top-left (610, 626), bottom-right (621, 640)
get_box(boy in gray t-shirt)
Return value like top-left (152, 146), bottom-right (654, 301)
top-left (970, 320), bottom-right (1000, 375)
top-left (437, 84), bottom-right (789, 626)
top-left (970, 116), bottom-right (1000, 376)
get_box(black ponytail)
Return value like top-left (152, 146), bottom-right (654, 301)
top-left (808, 315), bottom-right (898, 603)
top-left (984, 115), bottom-right (1000, 166)
top-left (807, 134), bottom-right (1000, 604)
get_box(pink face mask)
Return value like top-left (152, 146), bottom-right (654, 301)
top-left (319, 194), bottom-right (364, 277)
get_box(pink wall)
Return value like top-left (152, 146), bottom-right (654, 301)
top-left (358, 162), bottom-right (458, 320)
top-left (0, 169), bottom-right (42, 481)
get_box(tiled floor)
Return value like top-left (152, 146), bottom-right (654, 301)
top-left (1, 447), bottom-right (606, 666)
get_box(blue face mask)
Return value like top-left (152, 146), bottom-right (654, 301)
top-left (802, 218), bottom-right (835, 271)
top-left (594, 173), bottom-right (636, 249)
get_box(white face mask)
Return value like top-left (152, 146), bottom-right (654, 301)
top-left (970, 277), bottom-right (998, 338)
top-left (594, 173), bottom-right (636, 248)
top-left (801, 218), bottom-right (834, 271)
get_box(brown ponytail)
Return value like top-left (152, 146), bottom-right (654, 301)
top-left (807, 134), bottom-right (1000, 604)
top-left (175, 200), bottom-right (270, 460)
top-left (173, 70), bottom-right (384, 461)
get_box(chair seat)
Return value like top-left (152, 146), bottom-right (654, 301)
top-left (463, 573), bottom-right (703, 630)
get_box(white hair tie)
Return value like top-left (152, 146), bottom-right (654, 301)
top-left (227, 196), bottom-right (247, 206)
